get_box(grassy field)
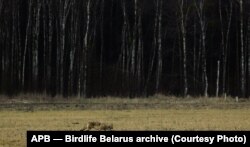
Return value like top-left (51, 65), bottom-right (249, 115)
top-left (1, 96), bottom-right (250, 146)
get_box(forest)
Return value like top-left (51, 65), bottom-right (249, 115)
top-left (0, 0), bottom-right (250, 98)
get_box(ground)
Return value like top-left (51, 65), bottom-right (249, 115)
top-left (0, 95), bottom-right (250, 146)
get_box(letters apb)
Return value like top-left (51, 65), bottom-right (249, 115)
top-left (31, 135), bottom-right (50, 142)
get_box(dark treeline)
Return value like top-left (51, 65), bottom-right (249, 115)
top-left (0, 0), bottom-right (250, 98)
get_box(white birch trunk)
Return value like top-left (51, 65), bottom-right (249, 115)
top-left (216, 61), bottom-right (220, 97)
top-left (22, 0), bottom-right (32, 87)
top-left (33, 2), bottom-right (41, 90)
top-left (179, 0), bottom-right (188, 97)
top-left (219, 0), bottom-right (232, 96)
top-left (59, 0), bottom-right (71, 95)
top-left (195, 0), bottom-right (208, 97)
top-left (83, 0), bottom-right (90, 98)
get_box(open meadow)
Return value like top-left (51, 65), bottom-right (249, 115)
top-left (1, 95), bottom-right (250, 146)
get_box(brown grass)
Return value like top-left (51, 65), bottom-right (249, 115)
top-left (1, 109), bottom-right (250, 146)
top-left (0, 95), bottom-right (250, 146)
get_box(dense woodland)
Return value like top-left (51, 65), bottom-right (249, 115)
top-left (0, 0), bottom-right (250, 98)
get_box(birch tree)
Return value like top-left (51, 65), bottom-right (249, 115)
top-left (216, 61), bottom-right (220, 97)
top-left (68, 0), bottom-right (78, 96)
top-left (219, 0), bottom-right (233, 96)
top-left (155, 0), bottom-right (163, 93)
top-left (32, 1), bottom-right (41, 91)
top-left (42, 0), bottom-right (47, 93)
top-left (239, 0), bottom-right (246, 97)
top-left (120, 0), bottom-right (130, 94)
top-left (1, 0), bottom-right (250, 98)
top-left (195, 0), bottom-right (208, 97)
top-left (136, 3), bottom-right (144, 95)
top-left (22, 0), bottom-right (32, 88)
top-left (178, 0), bottom-right (189, 97)
top-left (46, 0), bottom-right (54, 95)
top-left (79, 0), bottom-right (90, 98)
top-left (59, 0), bottom-right (72, 94)
top-left (144, 0), bottom-right (159, 95)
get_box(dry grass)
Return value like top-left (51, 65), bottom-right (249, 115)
top-left (0, 95), bottom-right (250, 146)
top-left (0, 93), bottom-right (246, 104)
top-left (1, 109), bottom-right (250, 146)
top-left (1, 94), bottom-right (249, 110)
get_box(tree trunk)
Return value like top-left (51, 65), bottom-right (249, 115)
top-left (216, 60), bottom-right (220, 97)
top-left (195, 0), bottom-right (208, 97)
top-left (137, 6), bottom-right (144, 95)
top-left (69, 1), bottom-right (77, 96)
top-left (248, 9), bottom-right (250, 97)
top-left (219, 0), bottom-right (232, 97)
top-left (156, 0), bottom-right (163, 93)
top-left (0, 0), bottom-right (2, 90)
top-left (83, 0), bottom-right (90, 98)
top-left (47, 0), bottom-right (53, 95)
top-left (240, 0), bottom-right (246, 97)
top-left (193, 20), bottom-right (197, 94)
top-left (179, 0), bottom-right (188, 97)
top-left (22, 0), bottom-right (32, 89)
top-left (100, 0), bottom-right (104, 95)
top-left (42, 0), bottom-right (47, 94)
top-left (202, 27), bottom-right (208, 97)
top-left (32, 1), bottom-right (41, 91)
top-left (131, 0), bottom-right (137, 78)
top-left (59, 0), bottom-right (71, 95)
top-left (145, 0), bottom-right (158, 95)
